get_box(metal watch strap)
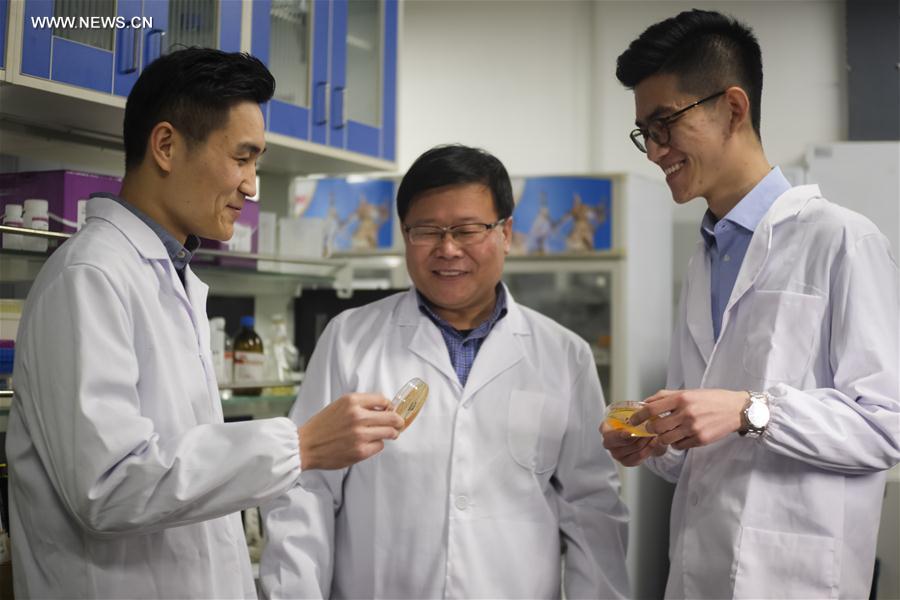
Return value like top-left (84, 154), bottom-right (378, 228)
top-left (740, 391), bottom-right (769, 438)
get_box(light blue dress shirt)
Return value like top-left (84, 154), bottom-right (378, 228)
top-left (700, 167), bottom-right (792, 340)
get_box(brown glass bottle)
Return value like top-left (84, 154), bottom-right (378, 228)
top-left (233, 316), bottom-right (264, 396)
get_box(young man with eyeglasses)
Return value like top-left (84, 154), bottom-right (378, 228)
top-left (601, 9), bottom-right (899, 599)
top-left (260, 144), bottom-right (629, 599)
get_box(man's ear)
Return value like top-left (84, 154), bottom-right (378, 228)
top-left (502, 216), bottom-right (513, 254)
top-left (724, 86), bottom-right (751, 135)
top-left (148, 121), bottom-right (178, 174)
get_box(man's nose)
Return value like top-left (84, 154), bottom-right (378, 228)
top-left (434, 231), bottom-right (464, 255)
top-left (646, 138), bottom-right (669, 163)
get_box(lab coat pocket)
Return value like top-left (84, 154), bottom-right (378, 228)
top-left (732, 526), bottom-right (836, 599)
top-left (507, 390), bottom-right (563, 473)
top-left (742, 290), bottom-right (825, 382)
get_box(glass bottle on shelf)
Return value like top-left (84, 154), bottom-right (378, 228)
top-left (270, 313), bottom-right (300, 382)
top-left (233, 316), bottom-right (264, 396)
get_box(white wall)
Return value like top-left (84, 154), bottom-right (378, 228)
top-left (398, 0), bottom-right (595, 174)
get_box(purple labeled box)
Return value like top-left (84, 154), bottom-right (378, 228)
top-left (197, 199), bottom-right (260, 268)
top-left (0, 170), bottom-right (122, 233)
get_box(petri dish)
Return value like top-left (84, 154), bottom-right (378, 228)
top-left (605, 400), bottom-right (655, 437)
top-left (392, 377), bottom-right (429, 429)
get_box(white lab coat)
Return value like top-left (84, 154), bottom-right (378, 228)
top-left (260, 288), bottom-right (629, 599)
top-left (7, 196), bottom-right (302, 599)
top-left (648, 185), bottom-right (900, 599)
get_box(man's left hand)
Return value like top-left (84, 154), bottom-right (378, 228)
top-left (630, 389), bottom-right (748, 450)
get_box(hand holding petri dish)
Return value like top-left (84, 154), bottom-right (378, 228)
top-left (392, 377), bottom-right (429, 429)
top-left (605, 400), bottom-right (655, 437)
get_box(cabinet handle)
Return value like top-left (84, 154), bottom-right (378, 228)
top-left (145, 29), bottom-right (166, 65)
top-left (117, 25), bottom-right (138, 74)
top-left (333, 86), bottom-right (345, 130)
top-left (314, 82), bottom-right (329, 125)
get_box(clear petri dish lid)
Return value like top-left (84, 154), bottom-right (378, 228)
top-left (392, 377), bottom-right (429, 429)
top-left (605, 400), bottom-right (655, 437)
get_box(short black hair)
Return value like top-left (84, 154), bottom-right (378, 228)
top-left (616, 9), bottom-right (763, 138)
top-left (123, 47), bottom-right (275, 170)
top-left (396, 144), bottom-right (514, 222)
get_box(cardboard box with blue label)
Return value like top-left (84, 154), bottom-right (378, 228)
top-left (289, 178), bottom-right (395, 255)
top-left (510, 177), bottom-right (612, 255)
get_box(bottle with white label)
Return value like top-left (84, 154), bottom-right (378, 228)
top-left (233, 315), bottom-right (264, 395)
top-left (2, 204), bottom-right (25, 250)
top-left (22, 198), bottom-right (49, 252)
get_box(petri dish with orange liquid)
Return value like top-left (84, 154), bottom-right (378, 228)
top-left (392, 377), bottom-right (429, 429)
top-left (605, 401), bottom-right (656, 437)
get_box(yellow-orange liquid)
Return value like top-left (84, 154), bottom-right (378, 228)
top-left (606, 406), bottom-right (655, 437)
top-left (393, 379), bottom-right (428, 429)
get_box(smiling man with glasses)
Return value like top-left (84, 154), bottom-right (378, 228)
top-left (629, 90), bottom-right (726, 153)
top-left (601, 9), bottom-right (900, 600)
top-left (261, 144), bottom-right (630, 599)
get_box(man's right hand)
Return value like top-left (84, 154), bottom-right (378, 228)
top-left (600, 421), bottom-right (667, 467)
top-left (298, 393), bottom-right (405, 470)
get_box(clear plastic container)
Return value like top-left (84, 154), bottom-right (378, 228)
top-left (392, 377), bottom-right (429, 429)
top-left (605, 400), bottom-right (655, 437)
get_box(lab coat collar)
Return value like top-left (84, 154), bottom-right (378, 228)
top-left (685, 184), bottom-right (821, 365)
top-left (398, 285), bottom-right (530, 399)
top-left (684, 243), bottom-right (716, 364)
top-left (87, 194), bottom-right (209, 317)
top-left (86, 195), bottom-right (171, 261)
top-left (723, 185), bottom-right (820, 316)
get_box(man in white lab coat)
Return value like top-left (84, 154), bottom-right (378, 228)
top-left (602, 9), bottom-right (900, 599)
top-left (260, 145), bottom-right (629, 599)
top-left (6, 48), bottom-right (404, 599)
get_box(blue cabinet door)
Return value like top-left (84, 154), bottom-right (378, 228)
top-left (0, 0), bottom-right (9, 70)
top-left (328, 0), bottom-right (397, 160)
top-left (253, 0), bottom-right (324, 141)
top-left (20, 0), bottom-right (241, 97)
top-left (22, 0), bottom-right (120, 93)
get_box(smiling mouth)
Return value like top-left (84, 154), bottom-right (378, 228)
top-left (433, 269), bottom-right (467, 277)
top-left (663, 161), bottom-right (685, 177)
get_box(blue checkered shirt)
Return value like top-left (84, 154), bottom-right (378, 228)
top-left (417, 285), bottom-right (508, 387)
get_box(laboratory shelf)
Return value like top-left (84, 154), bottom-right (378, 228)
top-left (221, 393), bottom-right (296, 420)
top-left (0, 225), bottom-right (355, 297)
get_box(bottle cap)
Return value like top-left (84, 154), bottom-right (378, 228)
top-left (23, 199), bottom-right (49, 215)
top-left (3, 204), bottom-right (23, 218)
top-left (391, 377), bottom-right (429, 429)
top-left (240, 315), bottom-right (255, 328)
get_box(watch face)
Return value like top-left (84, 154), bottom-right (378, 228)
top-left (747, 401), bottom-right (770, 428)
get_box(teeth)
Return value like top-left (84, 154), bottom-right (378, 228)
top-left (664, 161), bottom-right (684, 176)
top-left (436, 270), bottom-right (464, 276)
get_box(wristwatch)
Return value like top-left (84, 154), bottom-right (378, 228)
top-left (739, 391), bottom-right (770, 438)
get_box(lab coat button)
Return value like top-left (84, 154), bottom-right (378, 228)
top-left (454, 495), bottom-right (469, 510)
top-left (690, 492), bottom-right (699, 506)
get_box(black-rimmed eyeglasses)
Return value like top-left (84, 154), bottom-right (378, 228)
top-left (629, 90), bottom-right (726, 153)
top-left (404, 219), bottom-right (507, 247)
